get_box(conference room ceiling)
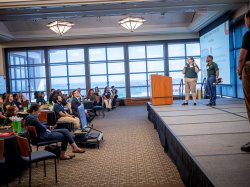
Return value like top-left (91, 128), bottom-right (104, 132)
top-left (0, 0), bottom-right (248, 42)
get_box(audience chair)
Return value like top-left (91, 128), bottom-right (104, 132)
top-left (21, 100), bottom-right (29, 108)
top-left (0, 139), bottom-right (4, 160)
top-left (27, 126), bottom-right (58, 151)
top-left (0, 139), bottom-right (8, 187)
top-left (38, 111), bottom-right (48, 123)
top-left (16, 135), bottom-right (57, 187)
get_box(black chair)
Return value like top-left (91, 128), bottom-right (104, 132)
top-left (0, 139), bottom-right (8, 187)
top-left (16, 135), bottom-right (58, 187)
top-left (27, 125), bottom-right (58, 151)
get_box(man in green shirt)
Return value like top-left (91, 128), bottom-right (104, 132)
top-left (206, 55), bottom-right (219, 106)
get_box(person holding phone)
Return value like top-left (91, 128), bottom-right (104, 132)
top-left (182, 57), bottom-right (199, 106)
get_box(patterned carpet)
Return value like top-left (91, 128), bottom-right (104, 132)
top-left (8, 106), bottom-right (184, 187)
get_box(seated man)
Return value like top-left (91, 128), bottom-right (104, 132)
top-left (71, 90), bottom-right (95, 124)
top-left (25, 104), bottom-right (85, 160)
top-left (36, 92), bottom-right (46, 105)
top-left (13, 94), bottom-right (23, 111)
top-left (53, 94), bottom-right (81, 129)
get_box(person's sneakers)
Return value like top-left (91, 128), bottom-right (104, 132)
top-left (193, 103), bottom-right (197, 106)
top-left (206, 103), bottom-right (212, 106)
top-left (211, 103), bottom-right (216, 106)
top-left (241, 142), bottom-right (250, 152)
top-left (182, 102), bottom-right (188, 105)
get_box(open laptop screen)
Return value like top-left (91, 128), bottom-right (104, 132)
top-left (77, 104), bottom-right (87, 129)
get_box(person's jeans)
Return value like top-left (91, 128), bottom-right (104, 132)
top-left (42, 128), bottom-right (75, 151)
top-left (207, 75), bottom-right (216, 104)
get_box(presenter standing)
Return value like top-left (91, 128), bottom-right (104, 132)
top-left (206, 55), bottom-right (219, 106)
top-left (182, 57), bottom-right (199, 106)
top-left (237, 10), bottom-right (250, 152)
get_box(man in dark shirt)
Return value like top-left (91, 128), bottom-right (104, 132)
top-left (206, 55), bottom-right (219, 106)
top-left (71, 90), bottom-right (95, 123)
top-left (71, 90), bottom-right (81, 117)
top-left (53, 95), bottom-right (81, 129)
top-left (238, 10), bottom-right (250, 152)
top-left (36, 92), bottom-right (46, 105)
top-left (13, 93), bottom-right (23, 111)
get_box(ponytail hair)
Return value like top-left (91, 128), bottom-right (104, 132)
top-left (27, 103), bottom-right (40, 113)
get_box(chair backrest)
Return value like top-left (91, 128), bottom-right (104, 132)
top-left (38, 111), bottom-right (48, 123)
top-left (27, 126), bottom-right (38, 144)
top-left (0, 139), bottom-right (4, 160)
top-left (21, 119), bottom-right (26, 128)
top-left (21, 100), bottom-right (29, 108)
top-left (16, 136), bottom-right (30, 157)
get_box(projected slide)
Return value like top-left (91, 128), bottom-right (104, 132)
top-left (200, 20), bottom-right (230, 84)
top-left (0, 75), bottom-right (6, 94)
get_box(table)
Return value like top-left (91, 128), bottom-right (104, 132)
top-left (0, 129), bottom-right (21, 184)
top-left (17, 112), bottom-right (29, 119)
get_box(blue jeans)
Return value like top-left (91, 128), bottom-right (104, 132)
top-left (207, 75), bottom-right (216, 104)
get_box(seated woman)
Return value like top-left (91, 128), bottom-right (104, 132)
top-left (25, 104), bottom-right (85, 160)
top-left (4, 106), bottom-right (17, 126)
top-left (94, 87), bottom-right (102, 105)
top-left (18, 91), bottom-right (27, 102)
top-left (111, 86), bottom-right (118, 108)
top-left (53, 94), bottom-right (81, 129)
top-left (103, 86), bottom-right (113, 111)
top-left (3, 93), bottom-right (18, 112)
top-left (0, 97), bottom-right (6, 125)
top-left (87, 89), bottom-right (96, 103)
top-left (87, 88), bottom-right (98, 116)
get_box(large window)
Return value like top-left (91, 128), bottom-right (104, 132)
top-left (48, 48), bottom-right (85, 94)
top-left (8, 50), bottom-right (46, 101)
top-left (89, 46), bottom-right (126, 98)
top-left (128, 44), bottom-right (165, 97)
top-left (6, 40), bottom-right (201, 100)
top-left (168, 43), bottom-right (200, 95)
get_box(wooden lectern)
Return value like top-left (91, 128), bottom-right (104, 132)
top-left (151, 74), bottom-right (173, 106)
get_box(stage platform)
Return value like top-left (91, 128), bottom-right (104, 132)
top-left (147, 98), bottom-right (250, 187)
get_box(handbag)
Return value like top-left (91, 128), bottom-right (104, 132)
top-left (45, 145), bottom-right (61, 158)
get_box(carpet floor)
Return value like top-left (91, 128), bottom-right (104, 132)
top-left (8, 105), bottom-right (184, 187)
